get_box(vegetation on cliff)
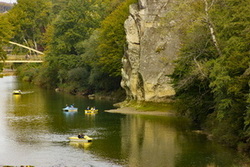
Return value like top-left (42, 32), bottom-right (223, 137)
top-left (171, 0), bottom-right (250, 152)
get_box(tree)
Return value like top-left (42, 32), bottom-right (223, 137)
top-left (97, 0), bottom-right (137, 77)
top-left (171, 0), bottom-right (250, 149)
top-left (0, 14), bottom-right (13, 63)
top-left (6, 0), bottom-right (52, 52)
top-left (43, 0), bottom-right (105, 90)
top-left (208, 0), bottom-right (250, 147)
top-left (46, 0), bottom-right (103, 55)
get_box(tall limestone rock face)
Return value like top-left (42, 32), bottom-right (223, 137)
top-left (121, 0), bottom-right (181, 102)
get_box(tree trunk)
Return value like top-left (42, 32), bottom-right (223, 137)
top-left (204, 0), bottom-right (222, 57)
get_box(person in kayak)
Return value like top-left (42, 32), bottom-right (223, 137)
top-left (78, 133), bottom-right (85, 138)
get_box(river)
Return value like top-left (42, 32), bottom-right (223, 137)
top-left (0, 76), bottom-right (247, 167)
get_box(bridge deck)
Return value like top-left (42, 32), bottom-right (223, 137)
top-left (0, 54), bottom-right (44, 63)
top-left (1, 60), bottom-right (43, 63)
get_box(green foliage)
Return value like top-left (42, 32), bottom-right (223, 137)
top-left (0, 48), bottom-right (7, 67)
top-left (50, 0), bottom-right (68, 17)
top-left (171, 0), bottom-right (250, 150)
top-left (89, 67), bottom-right (122, 91)
top-left (16, 64), bottom-right (41, 82)
top-left (0, 14), bottom-right (13, 43)
top-left (0, 14), bottom-right (13, 61)
top-left (245, 89), bottom-right (250, 141)
top-left (56, 67), bottom-right (90, 94)
top-left (1, 0), bottom-right (133, 95)
top-left (208, 0), bottom-right (250, 148)
top-left (41, 0), bottom-right (132, 93)
top-left (80, 30), bottom-right (100, 66)
top-left (43, 0), bottom-right (102, 90)
top-left (6, 0), bottom-right (52, 51)
top-left (97, 0), bottom-right (137, 77)
top-left (34, 63), bottom-right (59, 88)
top-left (46, 0), bottom-right (105, 56)
top-left (171, 3), bottom-right (216, 124)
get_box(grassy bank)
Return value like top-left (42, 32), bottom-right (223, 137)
top-left (115, 100), bottom-right (176, 113)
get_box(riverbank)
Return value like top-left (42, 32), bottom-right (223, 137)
top-left (105, 107), bottom-right (175, 116)
top-left (0, 69), bottom-right (16, 76)
top-left (105, 100), bottom-right (176, 116)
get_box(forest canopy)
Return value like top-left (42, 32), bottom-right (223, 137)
top-left (1, 0), bottom-right (136, 95)
top-left (171, 0), bottom-right (250, 151)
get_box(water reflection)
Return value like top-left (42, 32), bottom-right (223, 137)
top-left (0, 76), bottom-right (248, 166)
top-left (120, 115), bottom-right (185, 167)
top-left (120, 115), bottom-right (247, 167)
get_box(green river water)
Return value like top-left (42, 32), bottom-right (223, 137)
top-left (0, 76), bottom-right (248, 167)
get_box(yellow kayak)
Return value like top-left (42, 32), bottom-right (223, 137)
top-left (69, 141), bottom-right (92, 149)
top-left (69, 136), bottom-right (93, 142)
top-left (13, 90), bottom-right (22, 95)
top-left (85, 109), bottom-right (98, 114)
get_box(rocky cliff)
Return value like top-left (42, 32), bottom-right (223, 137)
top-left (121, 0), bottom-right (181, 102)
